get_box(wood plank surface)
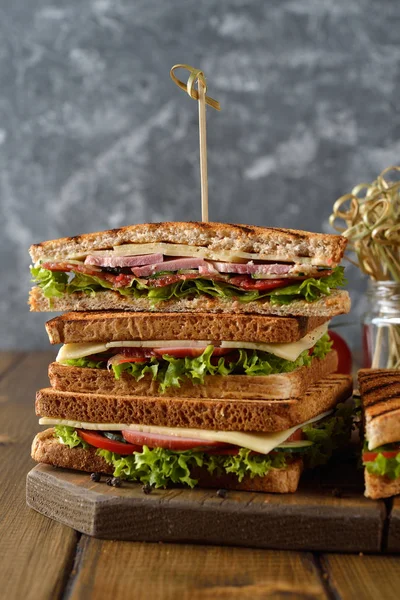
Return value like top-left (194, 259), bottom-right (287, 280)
top-left (388, 497), bottom-right (400, 552)
top-left (321, 554), bottom-right (400, 600)
top-left (0, 351), bottom-right (78, 600)
top-left (2, 350), bottom-right (400, 600)
top-left (67, 539), bottom-right (329, 600)
top-left (26, 460), bottom-right (385, 552)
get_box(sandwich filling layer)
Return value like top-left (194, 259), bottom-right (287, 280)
top-left (56, 331), bottom-right (332, 393)
top-left (46, 402), bottom-right (353, 488)
top-left (31, 248), bottom-right (345, 306)
top-left (362, 441), bottom-right (400, 480)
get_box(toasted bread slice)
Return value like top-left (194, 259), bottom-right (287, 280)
top-left (36, 374), bottom-right (352, 433)
top-left (30, 287), bottom-right (351, 317)
top-left (45, 311), bottom-right (329, 345)
top-left (358, 369), bottom-right (400, 449)
top-left (29, 221), bottom-right (347, 265)
top-left (48, 350), bottom-right (338, 400)
top-left (31, 428), bottom-right (303, 493)
top-left (364, 470), bottom-right (400, 499)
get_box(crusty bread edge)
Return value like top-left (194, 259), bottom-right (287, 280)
top-left (48, 350), bottom-right (338, 400)
top-left (32, 428), bottom-right (303, 493)
top-left (29, 221), bottom-right (347, 265)
top-left (364, 470), bottom-right (400, 499)
top-left (30, 287), bottom-right (351, 318)
top-left (45, 311), bottom-right (329, 345)
top-left (36, 374), bottom-right (353, 433)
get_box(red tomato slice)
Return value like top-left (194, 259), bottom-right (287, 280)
top-left (114, 273), bottom-right (135, 287)
top-left (122, 429), bottom-right (231, 451)
top-left (285, 429), bottom-right (303, 442)
top-left (207, 447), bottom-right (242, 455)
top-left (115, 348), bottom-right (155, 359)
top-left (228, 276), bottom-right (290, 291)
top-left (328, 330), bottom-right (352, 375)
top-left (113, 357), bottom-right (148, 364)
top-left (77, 430), bottom-right (141, 455)
top-left (363, 450), bottom-right (400, 462)
top-left (42, 261), bottom-right (101, 276)
top-left (153, 347), bottom-right (231, 358)
top-left (207, 448), bottom-right (271, 456)
top-left (147, 273), bottom-right (201, 287)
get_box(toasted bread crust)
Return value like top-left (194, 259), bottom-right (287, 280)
top-left (29, 221), bottom-right (347, 265)
top-left (45, 311), bottom-right (329, 345)
top-left (31, 428), bottom-right (112, 474)
top-left (36, 374), bottom-right (353, 433)
top-left (31, 428), bottom-right (303, 493)
top-left (48, 351), bottom-right (338, 400)
top-left (358, 369), bottom-right (400, 449)
top-left (364, 469), bottom-right (400, 499)
top-left (30, 287), bottom-right (351, 317)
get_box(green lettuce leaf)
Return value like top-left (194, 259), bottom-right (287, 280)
top-left (96, 446), bottom-right (289, 488)
top-left (302, 401), bottom-right (354, 468)
top-left (63, 334), bottom-right (332, 393)
top-left (52, 428), bottom-right (291, 488)
top-left (54, 425), bottom-right (88, 449)
top-left (53, 401), bottom-right (352, 488)
top-left (364, 454), bottom-right (400, 480)
top-left (268, 267), bottom-right (346, 305)
top-left (64, 357), bottom-right (106, 369)
top-left (31, 265), bottom-right (345, 306)
top-left (363, 441), bottom-right (400, 480)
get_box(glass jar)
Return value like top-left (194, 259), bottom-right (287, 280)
top-left (363, 281), bottom-right (400, 369)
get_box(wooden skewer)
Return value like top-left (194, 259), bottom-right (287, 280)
top-left (198, 79), bottom-right (208, 222)
top-left (170, 64), bottom-right (220, 223)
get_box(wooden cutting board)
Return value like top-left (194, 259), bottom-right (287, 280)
top-left (26, 460), bottom-right (387, 552)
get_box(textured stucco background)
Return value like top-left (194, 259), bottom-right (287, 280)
top-left (1, 0), bottom-right (399, 349)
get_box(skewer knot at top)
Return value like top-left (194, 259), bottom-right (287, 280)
top-left (170, 64), bottom-right (221, 110)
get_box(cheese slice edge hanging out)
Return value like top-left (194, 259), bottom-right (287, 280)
top-left (56, 322), bottom-right (329, 363)
top-left (39, 410), bottom-right (332, 455)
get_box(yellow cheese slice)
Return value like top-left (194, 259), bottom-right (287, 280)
top-left (57, 342), bottom-right (108, 362)
top-left (39, 410), bottom-right (332, 454)
top-left (221, 322), bottom-right (328, 360)
top-left (67, 242), bottom-right (321, 265)
top-left (56, 323), bottom-right (329, 363)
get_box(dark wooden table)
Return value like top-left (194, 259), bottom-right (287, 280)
top-left (2, 350), bottom-right (400, 600)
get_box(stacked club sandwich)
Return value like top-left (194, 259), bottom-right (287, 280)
top-left (359, 369), bottom-right (400, 499)
top-left (30, 222), bottom-right (353, 492)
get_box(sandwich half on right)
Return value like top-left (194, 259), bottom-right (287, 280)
top-left (359, 369), bottom-right (400, 499)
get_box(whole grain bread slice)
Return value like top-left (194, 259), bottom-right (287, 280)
top-left (30, 287), bottom-right (351, 317)
top-left (29, 221), bottom-right (347, 265)
top-left (45, 311), bottom-right (329, 345)
top-left (36, 374), bottom-right (352, 433)
top-left (358, 369), bottom-right (400, 449)
top-left (31, 428), bottom-right (303, 493)
top-left (364, 470), bottom-right (400, 499)
top-left (48, 350), bottom-right (338, 400)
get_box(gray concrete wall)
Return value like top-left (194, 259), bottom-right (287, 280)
top-left (1, 0), bottom-right (398, 349)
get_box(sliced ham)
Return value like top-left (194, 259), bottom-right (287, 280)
top-left (132, 257), bottom-right (208, 277)
top-left (84, 253), bottom-right (163, 268)
top-left (203, 261), bottom-right (293, 275)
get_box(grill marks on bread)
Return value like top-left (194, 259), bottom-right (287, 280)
top-left (36, 374), bottom-right (352, 433)
top-left (48, 351), bottom-right (338, 400)
top-left (359, 369), bottom-right (400, 450)
top-left (359, 369), bottom-right (400, 416)
top-left (29, 221), bottom-right (347, 264)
